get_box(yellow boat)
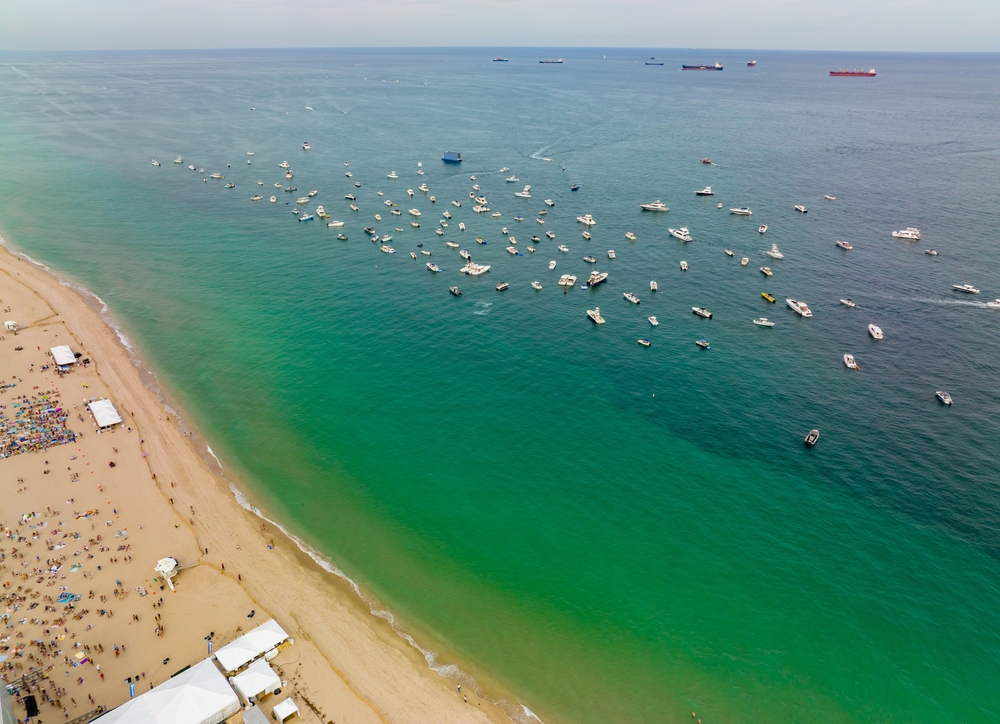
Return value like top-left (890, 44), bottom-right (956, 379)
top-left (762, 292), bottom-right (776, 303)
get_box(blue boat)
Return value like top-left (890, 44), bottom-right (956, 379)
top-left (442, 151), bottom-right (462, 163)
top-left (571, 184), bottom-right (580, 191)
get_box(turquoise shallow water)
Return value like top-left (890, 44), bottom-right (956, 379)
top-left (1, 49), bottom-right (1000, 723)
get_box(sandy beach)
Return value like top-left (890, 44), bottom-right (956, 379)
top-left (0, 239), bottom-right (510, 724)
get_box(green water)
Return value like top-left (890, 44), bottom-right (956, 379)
top-left (1, 49), bottom-right (999, 723)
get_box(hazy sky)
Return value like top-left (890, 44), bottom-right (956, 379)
top-left (1, 0), bottom-right (998, 52)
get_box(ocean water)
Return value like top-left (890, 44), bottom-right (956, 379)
top-left (2, 49), bottom-right (1000, 723)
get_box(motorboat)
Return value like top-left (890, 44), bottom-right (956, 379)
top-left (571, 184), bottom-right (580, 191)
top-left (624, 292), bottom-right (640, 304)
top-left (840, 299), bottom-right (857, 308)
top-left (738, 257), bottom-right (748, 265)
top-left (452, 200), bottom-right (462, 207)
top-left (507, 246), bottom-right (520, 255)
top-left (577, 214), bottom-right (597, 226)
top-left (638, 338), bottom-right (651, 347)
top-left (648, 316), bottom-right (659, 326)
top-left (986, 299), bottom-right (1000, 308)
top-left (588, 271), bottom-right (609, 286)
top-left (925, 249), bottom-right (938, 256)
top-left (515, 185), bottom-right (532, 198)
top-left (762, 292), bottom-right (775, 303)
top-left (717, 203), bottom-right (723, 209)
top-left (583, 231), bottom-right (592, 240)
top-left (531, 235), bottom-right (541, 242)
top-left (251, 195), bottom-right (264, 201)
top-left (804, 429), bottom-right (820, 447)
top-left (375, 215), bottom-right (382, 222)
top-left (868, 324), bottom-right (883, 340)
top-left (496, 282), bottom-right (509, 291)
top-left (296, 196), bottom-right (310, 204)
top-left (337, 234), bottom-right (348, 240)
top-left (435, 229), bottom-right (444, 235)
top-left (210, 173), bottom-right (224, 179)
top-left (346, 172), bottom-right (353, 178)
top-left (650, 280), bottom-right (658, 291)
top-left (299, 214), bottom-right (314, 222)
top-left (892, 227), bottom-right (920, 240)
top-left (695, 186), bottom-right (714, 196)
top-left (423, 250), bottom-right (433, 255)
top-left (411, 222), bottom-right (420, 228)
top-left (429, 196), bottom-right (436, 203)
top-left (760, 267), bottom-right (773, 277)
top-left (725, 249), bottom-right (734, 257)
top-left (500, 226), bottom-right (508, 234)
top-left (536, 217), bottom-right (545, 224)
top-left (795, 205), bottom-right (808, 213)
top-left (766, 244), bottom-right (783, 259)
top-left (936, 391), bottom-right (953, 406)
top-left (450, 286), bottom-right (462, 296)
top-left (730, 207), bottom-right (753, 215)
top-left (787, 299), bottom-right (813, 317)
top-left (151, 159), bottom-right (160, 166)
top-left (558, 274), bottom-right (574, 286)
top-left (356, 182), bottom-right (362, 188)
top-left (558, 245), bottom-right (569, 253)
top-left (544, 199), bottom-right (555, 207)
top-left (625, 232), bottom-right (636, 241)
top-left (753, 318), bottom-right (774, 327)
top-left (531, 281), bottom-right (543, 290)
top-left (640, 200), bottom-right (669, 212)
top-left (350, 204), bottom-right (359, 211)
top-left (506, 176), bottom-right (519, 182)
top-left (258, 181), bottom-right (264, 186)
top-left (384, 199), bottom-right (394, 207)
top-left (462, 262), bottom-right (491, 276)
top-left (844, 354), bottom-right (859, 370)
top-left (409, 208), bottom-right (421, 217)
top-left (825, 194), bottom-right (836, 201)
top-left (279, 162), bottom-right (290, 169)
top-left (680, 261), bottom-right (689, 271)
top-left (758, 224), bottom-right (768, 233)
top-left (583, 256), bottom-right (597, 263)
top-left (276, 183), bottom-right (283, 188)
top-left (836, 240), bottom-right (853, 250)
top-left (173, 157), bottom-right (183, 164)
top-left (459, 222), bottom-right (466, 231)
top-left (695, 339), bottom-right (711, 349)
top-left (316, 206), bottom-right (326, 217)
top-left (692, 306), bottom-right (712, 318)
top-left (270, 196), bottom-right (277, 203)
top-left (607, 250), bottom-right (616, 259)
top-left (459, 249), bottom-right (471, 260)
top-left (549, 260), bottom-right (557, 269)
top-left (526, 246), bottom-right (535, 252)
top-left (378, 191), bottom-right (384, 196)
top-left (587, 307), bottom-right (605, 325)
top-left (514, 216), bottom-right (524, 222)
top-left (327, 220), bottom-right (344, 227)
top-left (443, 211), bottom-right (452, 219)
top-left (473, 184), bottom-right (481, 191)
top-left (952, 284), bottom-right (980, 294)
top-left (391, 209), bottom-right (401, 216)
top-left (669, 227), bottom-right (693, 241)
top-left (407, 189), bottom-right (414, 197)
top-left (387, 171), bottom-right (399, 179)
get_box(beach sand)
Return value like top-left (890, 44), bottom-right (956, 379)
top-left (0, 242), bottom-right (508, 723)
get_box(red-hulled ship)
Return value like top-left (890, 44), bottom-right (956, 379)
top-left (830, 68), bottom-right (876, 77)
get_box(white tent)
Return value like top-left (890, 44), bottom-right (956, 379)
top-left (214, 619), bottom-right (290, 675)
top-left (242, 706), bottom-right (269, 724)
top-left (96, 658), bottom-right (240, 724)
top-left (231, 658), bottom-right (281, 702)
top-left (88, 398), bottom-right (122, 428)
top-left (50, 345), bottom-right (77, 366)
top-left (273, 698), bottom-right (300, 723)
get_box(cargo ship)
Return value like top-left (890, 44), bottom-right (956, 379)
top-left (830, 68), bottom-right (876, 77)
top-left (682, 62), bottom-right (723, 71)
top-left (645, 57), bottom-right (664, 66)
top-left (442, 151), bottom-right (462, 164)
top-left (493, 57), bottom-right (508, 62)
top-left (540, 58), bottom-right (564, 64)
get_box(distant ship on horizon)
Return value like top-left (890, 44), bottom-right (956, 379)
top-left (540, 58), bottom-right (564, 64)
top-left (493, 57), bottom-right (508, 62)
top-left (646, 57), bottom-right (665, 66)
top-left (830, 68), bottom-right (876, 77)
top-left (682, 62), bottom-right (723, 71)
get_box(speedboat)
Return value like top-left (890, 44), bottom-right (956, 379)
top-left (549, 260), bottom-right (557, 269)
top-left (577, 214), bottom-right (597, 226)
top-left (496, 282), bottom-right (509, 291)
top-left (346, 172), bottom-right (353, 178)
top-left (588, 271), bottom-right (609, 286)
top-left (387, 171), bottom-right (399, 179)
top-left (558, 245), bottom-right (569, 253)
top-left (836, 240), bottom-right (853, 250)
top-left (337, 234), bottom-right (348, 240)
top-left (544, 199), bottom-right (555, 207)
top-left (650, 280), bottom-right (658, 291)
top-left (571, 184), bottom-right (580, 191)
top-left (583, 256), bottom-right (597, 263)
top-left (380, 245), bottom-right (395, 253)
top-left (435, 229), bottom-right (444, 235)
top-left (429, 196), bottom-right (436, 203)
top-left (173, 157), bottom-right (183, 164)
top-left (452, 200), bottom-right (462, 207)
top-left (725, 249), bottom-right (734, 257)
top-left (695, 187), bottom-right (714, 196)
top-left (356, 182), bottom-right (362, 188)
top-left (407, 189), bottom-right (414, 197)
top-left (692, 307), bottom-right (712, 318)
top-left (844, 354), bottom-right (859, 370)
top-left (624, 292), bottom-right (640, 304)
top-left (648, 316), bottom-right (659, 326)
top-left (760, 267), bottom-right (773, 277)
top-left (766, 244), bottom-right (783, 259)
top-left (640, 200), bottom-right (669, 212)
top-left (717, 203), bottom-right (723, 209)
top-left (423, 250), bottom-right (433, 256)
top-left (892, 227), bottom-right (920, 240)
top-left (625, 232), bottom-right (636, 241)
top-left (729, 207), bottom-right (753, 215)
top-left (315, 206), bottom-right (326, 217)
top-left (558, 274), bottom-right (576, 286)
top-left (327, 220), bottom-right (344, 227)
top-left (936, 391), bottom-right (953, 406)
top-left (953, 284), bottom-right (980, 294)
top-left (507, 246), bottom-right (520, 255)
top-left (840, 298), bottom-right (857, 308)
top-left (868, 324), bottom-right (883, 340)
top-left (251, 195), bottom-right (264, 201)
top-left (302, 142), bottom-right (310, 150)
top-left (638, 338), bottom-right (651, 347)
top-left (786, 299), bottom-right (813, 317)
top-left (279, 162), bottom-right (290, 169)
top-left (680, 261), bottom-right (689, 271)
top-left (669, 227), bottom-right (693, 241)
top-left (526, 246), bottom-right (535, 252)
top-left (546, 231), bottom-right (556, 239)
top-left (296, 196), bottom-right (310, 204)
top-left (409, 208), bottom-right (421, 217)
top-left (514, 216), bottom-right (524, 222)
top-left (459, 249), bottom-right (471, 259)
top-left (531, 281), bottom-right (543, 290)
top-left (299, 214), bottom-right (314, 222)
top-left (536, 217), bottom-right (545, 224)
top-left (753, 318), bottom-right (774, 327)
top-left (804, 429), bottom-right (819, 447)
top-left (378, 191), bottom-right (384, 196)
top-left (795, 205), bottom-right (808, 213)
top-left (758, 224), bottom-right (767, 234)
top-left (695, 339), bottom-right (711, 349)
top-left (450, 286), bottom-right (462, 296)
top-left (986, 299), bottom-right (1000, 308)
top-left (473, 184), bottom-right (480, 191)
top-left (587, 307), bottom-right (605, 325)
top-left (411, 221), bottom-right (420, 228)
top-left (531, 235), bottom-right (541, 242)
top-left (151, 159), bottom-right (160, 166)
top-left (210, 172), bottom-right (224, 179)
top-left (925, 249), bottom-right (938, 256)
top-left (607, 250), bottom-right (616, 259)
top-left (762, 292), bottom-right (775, 303)
top-left (515, 185), bottom-right (532, 198)
top-left (258, 181), bottom-right (264, 186)
top-left (270, 196), bottom-right (277, 203)
top-left (506, 176), bottom-right (519, 183)
top-left (443, 211), bottom-right (452, 219)
top-left (350, 204), bottom-right (359, 211)
top-left (583, 232), bottom-right (592, 240)
top-left (825, 194), bottom-right (836, 201)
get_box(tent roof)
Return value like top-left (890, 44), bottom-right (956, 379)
top-left (243, 706), bottom-right (269, 724)
top-left (231, 658), bottom-right (280, 700)
top-left (50, 345), bottom-right (77, 365)
top-left (214, 619), bottom-right (289, 674)
top-left (273, 698), bottom-right (300, 722)
top-left (88, 399), bottom-right (123, 428)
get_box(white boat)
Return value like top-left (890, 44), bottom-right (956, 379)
top-left (587, 307), bottom-right (605, 325)
top-left (725, 249), bottom-right (734, 257)
top-left (296, 196), bottom-right (309, 204)
top-left (515, 185), bottom-right (532, 198)
top-left (892, 227), bottom-right (920, 240)
top-left (753, 318), bottom-right (774, 327)
top-left (836, 240), bottom-right (853, 250)
top-left (407, 189), bottom-right (414, 196)
top-left (760, 267), bottom-right (773, 277)
top-left (443, 211), bottom-right (452, 219)
top-left (251, 195), bottom-right (264, 201)
top-left (577, 214), bottom-right (597, 226)
top-left (650, 280), bottom-right (658, 291)
top-left (316, 206), bottom-right (326, 216)
top-left (730, 207), bottom-right (753, 215)
top-left (459, 222), bottom-right (466, 231)
top-left (669, 227), bottom-right (692, 241)
top-left (840, 298), bottom-right (856, 308)
top-left (302, 142), bottom-right (310, 150)
top-left (507, 246), bottom-right (520, 255)
top-left (986, 299), bottom-right (1000, 308)
top-left (506, 176), bottom-right (519, 182)
top-left (435, 229), bottom-right (444, 235)
top-left (549, 260), bottom-right (557, 270)
top-left (459, 249), bottom-right (471, 260)
top-left (380, 245), bottom-right (395, 253)
top-left (624, 292), bottom-right (641, 304)
top-left (270, 196), bottom-right (277, 203)
top-left (426, 263), bottom-right (440, 272)
top-left (648, 316), bottom-right (659, 326)
top-left (429, 196), bottom-right (436, 203)
top-left (936, 391), bottom-right (953, 406)
top-left (588, 271), bottom-right (609, 286)
top-left (741, 257), bottom-right (749, 266)
top-left (408, 209), bottom-right (421, 217)
top-left (419, 184), bottom-right (429, 193)
top-left (640, 200), bottom-right (669, 212)
top-left (210, 172), bottom-right (223, 179)
top-left (546, 231), bottom-right (556, 239)
top-left (691, 307), bottom-right (712, 318)
top-left (638, 338), bottom-right (651, 347)
top-left (786, 299), bottom-right (813, 317)
top-left (411, 222), bottom-right (420, 228)
top-left (625, 232), bottom-right (636, 241)
top-left (582, 232), bottom-right (592, 240)
top-left (825, 195), bottom-right (836, 201)
top-left (345, 172), bottom-right (353, 178)
top-left (173, 157), bottom-right (183, 164)
top-left (531, 281), bottom-right (543, 290)
top-left (285, 171), bottom-right (293, 179)
top-left (411, 252), bottom-right (417, 259)
top-left (535, 217), bottom-right (545, 224)
top-left (452, 200), bottom-right (462, 207)
top-left (680, 261), bottom-right (688, 271)
top-left (758, 224), bottom-right (767, 234)
top-left (795, 205), bottom-right (808, 213)
top-left (151, 159), bottom-right (160, 166)
top-left (350, 204), bottom-right (359, 211)
top-left (766, 244), bottom-right (783, 259)
top-left (493, 212), bottom-right (502, 218)
top-left (844, 354), bottom-right (859, 370)
top-left (387, 171), bottom-right (399, 179)
top-left (558, 245), bottom-right (569, 253)
top-left (473, 185), bottom-right (480, 191)
top-left (952, 284), bottom-right (979, 294)
top-left (423, 250), bottom-right (433, 256)
top-left (279, 161), bottom-right (290, 169)
top-left (695, 186), bottom-right (714, 196)
top-left (257, 181), bottom-right (264, 186)
top-left (544, 199), bottom-right (555, 207)
top-left (461, 263), bottom-right (491, 276)
top-left (327, 220), bottom-right (344, 227)
top-left (925, 249), bottom-right (938, 256)
top-left (607, 250), bottom-right (616, 259)
top-left (868, 324), bottom-right (883, 340)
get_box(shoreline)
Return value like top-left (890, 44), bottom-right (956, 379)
top-left (0, 233), bottom-right (533, 724)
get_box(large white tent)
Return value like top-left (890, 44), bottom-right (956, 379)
top-left (96, 658), bottom-right (240, 724)
top-left (88, 398), bottom-right (123, 428)
top-left (50, 345), bottom-right (77, 366)
top-left (214, 619), bottom-right (290, 675)
top-left (231, 658), bottom-right (281, 703)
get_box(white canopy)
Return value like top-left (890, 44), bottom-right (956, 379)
top-left (242, 706), bottom-right (269, 724)
top-left (231, 658), bottom-right (281, 701)
top-left (96, 658), bottom-right (240, 724)
top-left (214, 619), bottom-right (289, 674)
top-left (273, 698), bottom-right (300, 723)
top-left (88, 398), bottom-right (122, 428)
top-left (50, 345), bottom-right (77, 365)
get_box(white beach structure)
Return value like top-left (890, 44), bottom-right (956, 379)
top-left (95, 658), bottom-right (240, 724)
top-left (214, 619), bottom-right (291, 676)
top-left (273, 698), bottom-right (300, 723)
top-left (3, 321), bottom-right (17, 332)
top-left (88, 398), bottom-right (123, 428)
top-left (230, 658), bottom-right (282, 704)
top-left (155, 557), bottom-right (179, 591)
top-left (50, 345), bottom-right (77, 366)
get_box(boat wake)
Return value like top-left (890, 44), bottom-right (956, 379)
top-left (870, 293), bottom-right (994, 308)
top-left (473, 301), bottom-right (493, 315)
top-left (529, 146), bottom-right (553, 162)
